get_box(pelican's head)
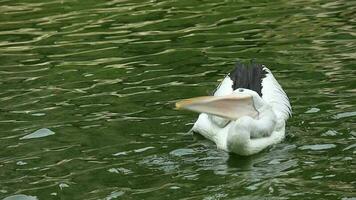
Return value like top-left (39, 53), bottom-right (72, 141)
top-left (176, 87), bottom-right (266, 120)
top-left (231, 88), bottom-right (267, 112)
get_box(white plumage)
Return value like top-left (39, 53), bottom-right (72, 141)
top-left (177, 64), bottom-right (291, 156)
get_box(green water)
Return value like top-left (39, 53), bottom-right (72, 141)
top-left (0, 0), bottom-right (355, 199)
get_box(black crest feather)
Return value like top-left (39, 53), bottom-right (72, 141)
top-left (228, 61), bottom-right (267, 96)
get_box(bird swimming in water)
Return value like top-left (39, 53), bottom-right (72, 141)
top-left (176, 62), bottom-right (291, 156)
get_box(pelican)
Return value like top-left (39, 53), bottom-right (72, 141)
top-left (176, 62), bottom-right (291, 156)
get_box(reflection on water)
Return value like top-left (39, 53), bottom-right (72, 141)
top-left (0, 0), bottom-right (355, 199)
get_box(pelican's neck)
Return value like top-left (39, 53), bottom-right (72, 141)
top-left (226, 117), bottom-right (285, 156)
top-left (226, 119), bottom-right (252, 155)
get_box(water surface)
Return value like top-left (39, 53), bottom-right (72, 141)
top-left (0, 0), bottom-right (355, 199)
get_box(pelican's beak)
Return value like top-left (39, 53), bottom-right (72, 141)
top-left (176, 94), bottom-right (258, 120)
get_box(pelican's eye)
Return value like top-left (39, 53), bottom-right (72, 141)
top-left (238, 88), bottom-right (244, 92)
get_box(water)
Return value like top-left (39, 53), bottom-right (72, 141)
top-left (0, 0), bottom-right (355, 199)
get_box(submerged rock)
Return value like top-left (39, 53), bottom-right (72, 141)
top-left (3, 194), bottom-right (38, 200)
top-left (305, 107), bottom-right (320, 114)
top-left (20, 128), bottom-right (55, 140)
top-left (299, 144), bottom-right (336, 151)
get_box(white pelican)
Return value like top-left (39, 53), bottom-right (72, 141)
top-left (176, 62), bottom-right (291, 156)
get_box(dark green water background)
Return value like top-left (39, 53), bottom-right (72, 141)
top-left (0, 0), bottom-right (355, 199)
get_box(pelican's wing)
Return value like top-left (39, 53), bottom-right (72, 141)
top-left (213, 75), bottom-right (233, 96)
top-left (261, 67), bottom-right (292, 121)
top-left (176, 95), bottom-right (258, 120)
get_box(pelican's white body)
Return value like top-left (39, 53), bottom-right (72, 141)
top-left (192, 66), bottom-right (291, 156)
